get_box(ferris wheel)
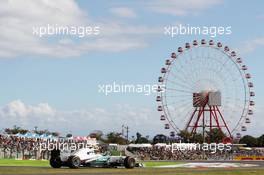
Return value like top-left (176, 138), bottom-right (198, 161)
top-left (157, 39), bottom-right (255, 141)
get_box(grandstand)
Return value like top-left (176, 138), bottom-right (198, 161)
top-left (2, 132), bottom-right (264, 161)
top-left (0, 133), bottom-right (97, 159)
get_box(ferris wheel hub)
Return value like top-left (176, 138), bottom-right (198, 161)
top-left (193, 91), bottom-right (221, 107)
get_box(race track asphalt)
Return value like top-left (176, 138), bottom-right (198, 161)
top-left (0, 161), bottom-right (264, 175)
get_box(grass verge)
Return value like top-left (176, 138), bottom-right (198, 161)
top-left (0, 159), bottom-right (49, 167)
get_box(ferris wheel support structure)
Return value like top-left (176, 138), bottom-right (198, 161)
top-left (157, 39), bottom-right (255, 142)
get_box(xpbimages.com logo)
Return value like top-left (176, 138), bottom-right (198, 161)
top-left (164, 24), bottom-right (232, 38)
top-left (32, 24), bottom-right (100, 38)
top-left (33, 141), bottom-right (93, 152)
top-left (171, 142), bottom-right (232, 154)
top-left (98, 82), bottom-right (165, 96)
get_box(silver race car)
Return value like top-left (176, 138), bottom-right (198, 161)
top-left (50, 148), bottom-right (138, 169)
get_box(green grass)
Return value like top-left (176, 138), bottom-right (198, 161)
top-left (143, 161), bottom-right (184, 167)
top-left (0, 159), bottom-right (264, 175)
top-left (0, 159), bottom-right (49, 167)
top-left (0, 159), bottom-right (181, 168)
top-left (110, 150), bottom-right (124, 156)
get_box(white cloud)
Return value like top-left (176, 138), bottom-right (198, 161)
top-left (238, 37), bottom-right (264, 54)
top-left (0, 0), bottom-right (84, 58)
top-left (101, 22), bottom-right (161, 36)
top-left (110, 7), bottom-right (137, 18)
top-left (0, 0), bottom-right (85, 25)
top-left (0, 0), bottom-right (219, 58)
top-left (256, 14), bottom-right (264, 20)
top-left (0, 100), bottom-right (57, 128)
top-left (0, 0), bottom-right (154, 58)
top-left (0, 100), bottom-right (263, 137)
top-left (148, 0), bottom-right (223, 16)
top-left (0, 100), bottom-right (163, 137)
top-left (78, 38), bottom-right (148, 52)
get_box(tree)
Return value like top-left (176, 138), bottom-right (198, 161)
top-left (66, 133), bottom-right (73, 138)
top-left (105, 132), bottom-right (127, 145)
top-left (257, 134), bottom-right (264, 147)
top-left (136, 132), bottom-right (141, 141)
top-left (89, 130), bottom-right (105, 142)
top-left (51, 132), bottom-right (60, 137)
top-left (35, 129), bottom-right (50, 135)
top-left (153, 134), bottom-right (168, 144)
top-left (4, 125), bottom-right (28, 134)
top-left (192, 133), bottom-right (203, 143)
top-left (239, 135), bottom-right (258, 147)
top-left (206, 128), bottom-right (226, 143)
top-left (177, 130), bottom-right (191, 142)
top-left (135, 132), bottom-right (149, 144)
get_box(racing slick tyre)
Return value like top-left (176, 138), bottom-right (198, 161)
top-left (68, 156), bottom-right (81, 169)
top-left (124, 156), bottom-right (135, 169)
top-left (50, 157), bottom-right (62, 168)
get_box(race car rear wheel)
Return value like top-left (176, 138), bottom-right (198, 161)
top-left (124, 156), bottom-right (135, 169)
top-left (50, 157), bottom-right (62, 168)
top-left (68, 156), bottom-right (81, 168)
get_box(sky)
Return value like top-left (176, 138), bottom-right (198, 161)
top-left (0, 0), bottom-right (263, 138)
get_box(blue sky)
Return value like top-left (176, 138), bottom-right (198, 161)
top-left (0, 0), bottom-right (263, 137)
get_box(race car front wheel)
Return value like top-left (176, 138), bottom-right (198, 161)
top-left (68, 156), bottom-right (81, 168)
top-left (124, 156), bottom-right (135, 169)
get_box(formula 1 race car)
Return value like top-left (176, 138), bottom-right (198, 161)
top-left (50, 148), bottom-right (138, 169)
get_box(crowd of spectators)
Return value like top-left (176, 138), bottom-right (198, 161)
top-left (2, 133), bottom-right (264, 161)
top-left (233, 149), bottom-right (264, 157)
top-left (0, 134), bottom-right (39, 159)
top-left (0, 134), bottom-right (98, 160)
top-left (126, 145), bottom-right (264, 161)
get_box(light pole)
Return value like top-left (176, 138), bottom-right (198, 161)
top-left (122, 125), bottom-right (129, 144)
